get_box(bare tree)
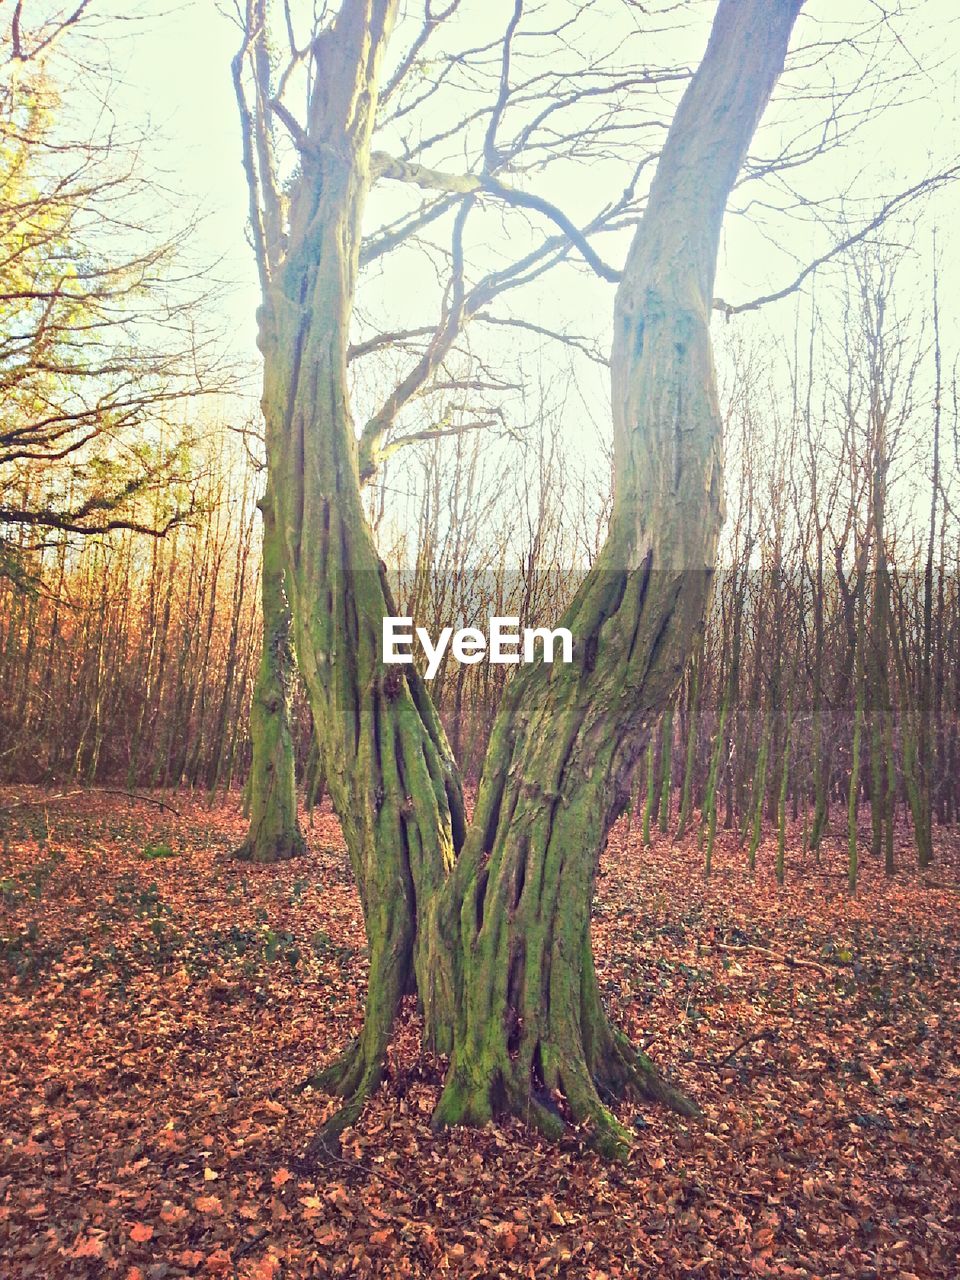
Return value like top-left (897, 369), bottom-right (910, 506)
top-left (232, 0), bottom-right (811, 1161)
top-left (0, 5), bottom-right (228, 569)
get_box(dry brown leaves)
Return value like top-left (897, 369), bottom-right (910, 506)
top-left (1, 788), bottom-right (958, 1278)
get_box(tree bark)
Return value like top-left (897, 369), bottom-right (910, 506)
top-left (234, 489), bottom-right (306, 862)
top-left (254, 0), bottom-right (803, 1159)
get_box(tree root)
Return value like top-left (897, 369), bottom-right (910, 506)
top-left (300, 944), bottom-right (698, 1167)
top-left (559, 1054), bottom-right (636, 1160)
top-left (302, 1038), bottom-right (367, 1097)
top-left (583, 970), bottom-right (701, 1123)
top-left (432, 1023), bottom-right (699, 1163)
top-left (605, 1029), bottom-right (701, 1120)
top-left (297, 1045), bottom-right (385, 1169)
top-left (232, 829), bottom-right (306, 863)
top-left (297, 939), bottom-right (406, 1167)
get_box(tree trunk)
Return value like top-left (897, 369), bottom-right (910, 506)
top-left (809, 537), bottom-right (828, 850)
top-left (915, 248), bottom-right (942, 867)
top-left (255, 0), bottom-right (802, 1159)
top-left (748, 710), bottom-right (771, 874)
top-left (677, 643), bottom-right (701, 837)
top-left (428, 0), bottom-right (804, 1155)
top-left (642, 737), bottom-right (656, 846)
top-left (702, 690), bottom-right (730, 879)
top-left (234, 490), bottom-right (306, 862)
top-left (658, 700), bottom-right (674, 833)
top-left (257, 0), bottom-right (465, 1128)
top-left (849, 601), bottom-right (866, 894)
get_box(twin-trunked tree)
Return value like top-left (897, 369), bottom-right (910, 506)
top-left (234, 0), bottom-right (803, 1155)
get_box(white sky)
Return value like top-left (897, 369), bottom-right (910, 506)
top-left (17, 0), bottom-right (960, 567)
top-left (99, 0), bottom-right (960, 350)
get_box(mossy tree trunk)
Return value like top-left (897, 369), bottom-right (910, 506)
top-left (641, 737), bottom-right (657, 846)
top-left (429, 0), bottom-right (804, 1154)
top-left (254, 1), bottom-right (465, 1136)
top-left (702, 684), bottom-right (730, 880)
top-left (658, 700), bottom-right (674, 833)
top-left (248, 0), bottom-right (803, 1158)
top-left (677, 643), bottom-right (701, 838)
top-left (235, 488), bottom-right (306, 863)
top-left (748, 710), bottom-right (771, 873)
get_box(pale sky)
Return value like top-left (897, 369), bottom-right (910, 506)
top-left (20, 0), bottom-right (960, 566)
top-left (98, 0), bottom-right (960, 352)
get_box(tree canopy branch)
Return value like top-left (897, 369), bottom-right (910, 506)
top-left (370, 152), bottom-right (623, 283)
top-left (715, 165), bottom-right (960, 316)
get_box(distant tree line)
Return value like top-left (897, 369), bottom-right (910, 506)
top-left (2, 0), bottom-right (957, 900)
top-left (2, 236), bottom-right (959, 890)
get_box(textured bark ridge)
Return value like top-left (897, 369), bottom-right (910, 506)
top-left (235, 489), bottom-right (305, 863)
top-left (253, 0), bottom-right (804, 1159)
top-left (431, 0), bottom-right (804, 1153)
top-left (254, 0), bottom-right (465, 1149)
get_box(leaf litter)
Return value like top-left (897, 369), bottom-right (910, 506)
top-left (1, 788), bottom-right (958, 1278)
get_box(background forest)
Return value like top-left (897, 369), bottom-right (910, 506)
top-left (3, 3), bottom-right (960, 1278)
top-left (1, 0), bottom-right (958, 879)
top-left (5, 277), bottom-right (960, 880)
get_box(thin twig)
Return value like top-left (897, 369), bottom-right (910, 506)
top-left (714, 1029), bottom-right (778, 1068)
top-left (0, 790), bottom-right (83, 813)
top-left (0, 789), bottom-right (181, 817)
top-left (233, 1227), bottom-right (270, 1264)
top-left (94, 788), bottom-right (181, 815)
top-left (717, 941), bottom-right (830, 976)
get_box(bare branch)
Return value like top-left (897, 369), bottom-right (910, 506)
top-left (715, 165), bottom-right (960, 316)
top-left (370, 152), bottom-right (622, 282)
top-left (375, 419), bottom-right (499, 465)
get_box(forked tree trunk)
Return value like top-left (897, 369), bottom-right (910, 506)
top-left (255, 0), bottom-right (803, 1158)
top-left (235, 489), bottom-right (306, 862)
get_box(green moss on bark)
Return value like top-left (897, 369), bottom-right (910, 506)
top-left (235, 489), bottom-right (305, 864)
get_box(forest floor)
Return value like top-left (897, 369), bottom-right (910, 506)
top-left (0, 789), bottom-right (958, 1280)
